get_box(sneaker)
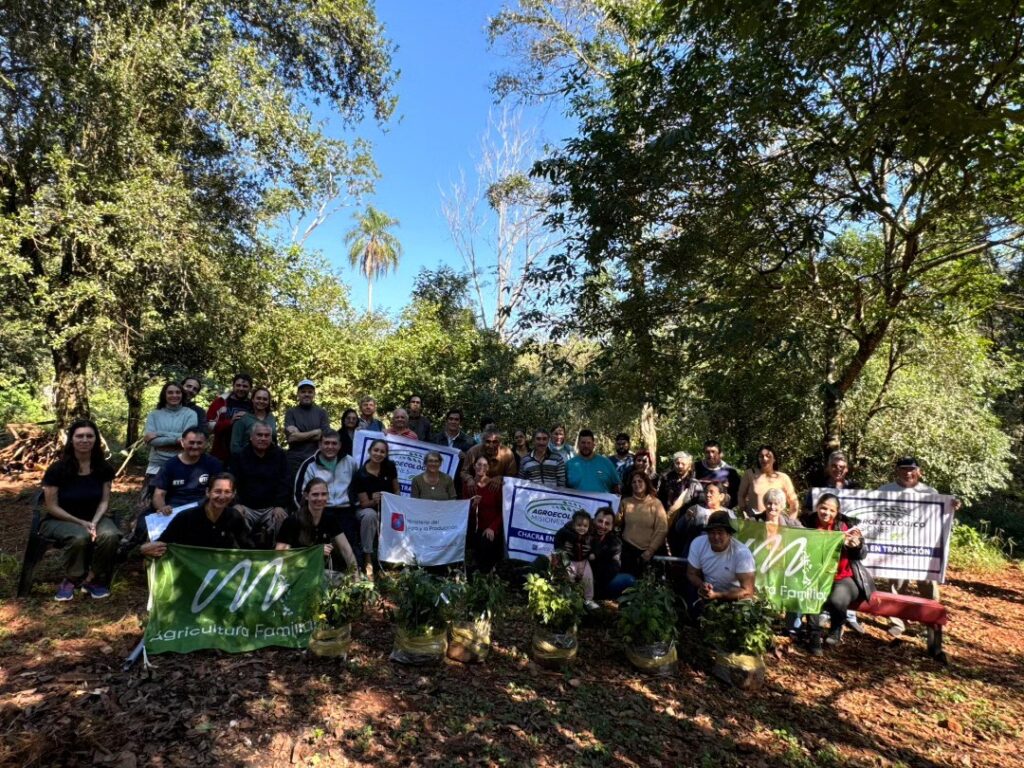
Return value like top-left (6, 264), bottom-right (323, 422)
top-left (55, 580), bottom-right (75, 601)
top-left (808, 634), bottom-right (823, 657)
top-left (81, 582), bottom-right (111, 599)
top-left (825, 627), bottom-right (843, 647)
top-left (845, 616), bottom-right (867, 635)
top-left (584, 600), bottom-right (600, 611)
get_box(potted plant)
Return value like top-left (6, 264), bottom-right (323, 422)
top-left (698, 595), bottom-right (774, 690)
top-left (525, 561), bottom-right (585, 669)
top-left (310, 574), bottom-right (377, 659)
top-left (388, 568), bottom-right (453, 665)
top-left (616, 573), bottom-right (679, 675)
top-left (447, 571), bottom-right (506, 663)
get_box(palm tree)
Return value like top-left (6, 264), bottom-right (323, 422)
top-left (344, 205), bottom-right (402, 311)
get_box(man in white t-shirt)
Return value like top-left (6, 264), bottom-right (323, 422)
top-left (877, 456), bottom-right (959, 637)
top-left (686, 511), bottom-right (755, 615)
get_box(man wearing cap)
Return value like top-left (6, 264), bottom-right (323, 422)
top-left (877, 456), bottom-right (960, 637)
top-left (686, 510), bottom-right (756, 615)
top-left (284, 380), bottom-right (330, 497)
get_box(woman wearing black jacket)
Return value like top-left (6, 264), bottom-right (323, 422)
top-left (591, 506), bottom-right (635, 599)
top-left (800, 493), bottom-right (875, 655)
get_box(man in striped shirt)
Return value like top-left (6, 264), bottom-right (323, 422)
top-left (518, 429), bottom-right (567, 488)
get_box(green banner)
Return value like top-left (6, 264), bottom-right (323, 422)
top-left (735, 521), bottom-right (844, 613)
top-left (144, 544), bottom-right (323, 654)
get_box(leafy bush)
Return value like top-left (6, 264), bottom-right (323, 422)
top-left (316, 575), bottom-right (377, 628)
top-left (525, 568), bottom-right (584, 633)
top-left (948, 521), bottom-right (1010, 572)
top-left (616, 573), bottom-right (679, 647)
top-left (699, 596), bottom-right (775, 656)
top-left (391, 568), bottom-right (453, 636)
top-left (450, 571), bottom-right (507, 622)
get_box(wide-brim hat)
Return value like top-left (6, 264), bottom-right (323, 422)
top-left (704, 510), bottom-right (736, 533)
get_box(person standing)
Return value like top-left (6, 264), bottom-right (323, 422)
top-left (411, 451), bottom-right (457, 500)
top-left (206, 373), bottom-right (254, 462)
top-left (736, 445), bottom-right (800, 518)
top-left (284, 379), bottom-right (330, 492)
top-left (566, 430), bottom-right (621, 494)
top-left (876, 456), bottom-right (960, 637)
top-left (611, 433), bottom-right (634, 485)
top-left (518, 428), bottom-right (567, 488)
top-left (660, 451), bottom-right (704, 529)
top-left (386, 408), bottom-right (418, 439)
top-left (230, 386), bottom-right (277, 456)
top-left (464, 456), bottom-right (503, 574)
top-left (357, 395), bottom-right (384, 432)
top-left (550, 425), bottom-right (575, 461)
top-left (180, 376), bottom-right (207, 428)
top-left (41, 420), bottom-right (121, 600)
top-left (460, 429), bottom-right (517, 493)
top-left (616, 471), bottom-right (667, 576)
top-left (141, 382), bottom-right (198, 507)
top-left (407, 395), bottom-right (432, 442)
top-left (694, 440), bottom-right (741, 508)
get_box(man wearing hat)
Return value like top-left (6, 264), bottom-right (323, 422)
top-left (284, 379), bottom-right (330, 500)
top-left (685, 510), bottom-right (756, 615)
top-left (877, 456), bottom-right (959, 637)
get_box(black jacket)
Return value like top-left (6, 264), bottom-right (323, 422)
top-left (230, 443), bottom-right (290, 509)
top-left (591, 530), bottom-right (623, 589)
top-left (554, 522), bottom-right (593, 562)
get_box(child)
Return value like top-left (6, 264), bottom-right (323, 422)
top-left (554, 509), bottom-right (599, 610)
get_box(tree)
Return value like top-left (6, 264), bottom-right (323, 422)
top-left (1, 1), bottom-right (395, 429)
top-left (498, 1), bottom-right (1024, 471)
top-left (345, 205), bottom-right (402, 312)
top-left (441, 109), bottom-right (561, 340)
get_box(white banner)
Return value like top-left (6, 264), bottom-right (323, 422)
top-left (353, 430), bottom-right (462, 497)
top-left (810, 488), bottom-right (955, 583)
top-left (144, 502), bottom-right (200, 541)
top-left (379, 493), bottom-right (470, 566)
top-left (501, 477), bottom-right (620, 561)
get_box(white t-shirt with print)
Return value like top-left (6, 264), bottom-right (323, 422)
top-left (689, 535), bottom-right (756, 593)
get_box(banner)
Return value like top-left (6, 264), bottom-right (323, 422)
top-left (735, 521), bottom-right (844, 614)
top-left (379, 493), bottom-right (470, 566)
top-left (144, 544), bottom-right (322, 654)
top-left (810, 488), bottom-right (955, 582)
top-left (502, 477), bottom-right (620, 561)
top-left (353, 430), bottom-right (462, 496)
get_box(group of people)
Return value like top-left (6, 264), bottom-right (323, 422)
top-left (37, 374), bottom-right (954, 656)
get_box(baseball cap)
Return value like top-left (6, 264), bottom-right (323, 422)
top-left (296, 379), bottom-right (316, 390)
top-left (895, 456), bottom-right (919, 469)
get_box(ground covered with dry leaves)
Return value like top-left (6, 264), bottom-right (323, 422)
top-left (1, 473), bottom-right (1022, 768)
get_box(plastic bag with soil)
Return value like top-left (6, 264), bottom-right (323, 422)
top-left (625, 640), bottom-right (678, 676)
top-left (711, 650), bottom-right (765, 690)
top-left (390, 625), bottom-right (448, 665)
top-left (309, 624), bottom-right (352, 659)
top-left (531, 627), bottom-right (578, 668)
top-left (447, 619), bottom-right (492, 663)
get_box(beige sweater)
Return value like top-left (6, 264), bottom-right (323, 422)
top-left (617, 495), bottom-right (668, 554)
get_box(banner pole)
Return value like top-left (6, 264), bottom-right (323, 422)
top-left (122, 639), bottom-right (144, 671)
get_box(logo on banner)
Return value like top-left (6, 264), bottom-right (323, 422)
top-left (524, 498), bottom-right (585, 531)
top-left (391, 512), bottom-right (406, 532)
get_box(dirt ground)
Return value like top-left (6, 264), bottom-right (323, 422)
top-left (1, 471), bottom-right (1021, 768)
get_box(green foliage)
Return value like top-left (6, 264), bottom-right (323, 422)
top-left (947, 521), bottom-right (1011, 572)
top-left (699, 596), bottom-right (774, 656)
top-left (1, 0), bottom-right (396, 427)
top-left (316, 575), bottom-right (378, 628)
top-left (390, 568), bottom-right (453, 636)
top-left (616, 572), bottom-right (678, 647)
top-left (449, 571), bottom-right (508, 622)
top-left (525, 566), bottom-right (585, 633)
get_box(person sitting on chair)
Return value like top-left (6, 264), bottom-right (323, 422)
top-left (40, 420), bottom-right (121, 601)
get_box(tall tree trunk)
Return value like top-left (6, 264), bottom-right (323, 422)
top-left (51, 335), bottom-right (92, 430)
top-left (640, 402), bottom-right (657, 470)
top-left (125, 381), bottom-right (144, 445)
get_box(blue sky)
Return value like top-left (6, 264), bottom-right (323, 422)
top-left (301, 0), bottom-right (572, 315)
